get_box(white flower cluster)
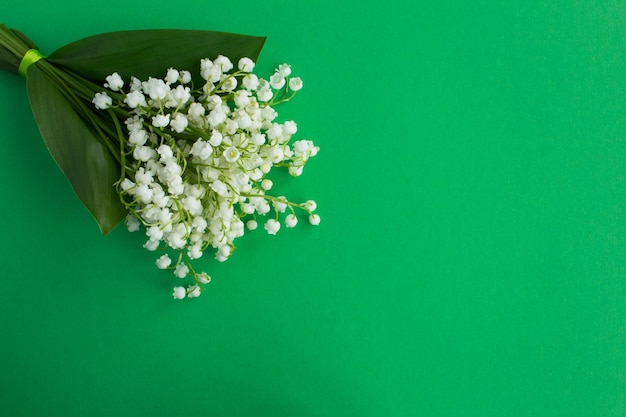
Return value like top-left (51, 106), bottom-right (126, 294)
top-left (94, 56), bottom-right (319, 299)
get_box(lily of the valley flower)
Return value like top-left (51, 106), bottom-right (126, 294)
top-left (95, 58), bottom-right (320, 299)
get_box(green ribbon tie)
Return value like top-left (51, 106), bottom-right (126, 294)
top-left (18, 49), bottom-right (45, 77)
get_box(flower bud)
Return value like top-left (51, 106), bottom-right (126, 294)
top-left (238, 57), bottom-right (255, 72)
top-left (92, 92), bottom-right (112, 109)
top-left (172, 286), bottom-right (186, 299)
top-left (264, 219), bottom-right (281, 235)
top-left (156, 255), bottom-right (171, 269)
top-left (104, 72), bottom-right (124, 91)
top-left (285, 214), bottom-right (298, 228)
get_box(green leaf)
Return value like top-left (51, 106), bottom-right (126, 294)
top-left (26, 66), bottom-right (127, 235)
top-left (46, 29), bottom-right (266, 82)
top-left (20, 29), bottom-right (265, 235)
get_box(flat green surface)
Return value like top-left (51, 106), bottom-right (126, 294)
top-left (2, 1), bottom-right (626, 416)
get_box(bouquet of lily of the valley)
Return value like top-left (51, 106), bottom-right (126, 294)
top-left (0, 25), bottom-right (319, 299)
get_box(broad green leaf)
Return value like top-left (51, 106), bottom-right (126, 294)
top-left (27, 66), bottom-right (126, 234)
top-left (47, 29), bottom-right (266, 82)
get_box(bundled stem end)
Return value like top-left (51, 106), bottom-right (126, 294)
top-left (0, 24), bottom-right (39, 76)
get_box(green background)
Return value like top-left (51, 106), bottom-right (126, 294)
top-left (2, 1), bottom-right (626, 416)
